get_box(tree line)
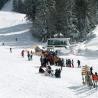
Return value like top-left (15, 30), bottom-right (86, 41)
top-left (0, 0), bottom-right (9, 9)
top-left (13, 0), bottom-right (97, 42)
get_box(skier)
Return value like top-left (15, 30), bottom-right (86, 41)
top-left (10, 48), bottom-right (12, 53)
top-left (77, 60), bottom-right (81, 68)
top-left (67, 59), bottom-right (71, 67)
top-left (45, 66), bottom-right (52, 75)
top-left (21, 50), bottom-right (24, 57)
top-left (72, 59), bottom-right (74, 68)
top-left (2, 42), bottom-right (4, 46)
top-left (27, 51), bottom-right (30, 61)
top-left (15, 38), bottom-right (18, 41)
top-left (55, 68), bottom-right (61, 78)
top-left (30, 50), bottom-right (33, 60)
top-left (66, 59), bottom-right (68, 67)
top-left (85, 71), bottom-right (93, 87)
top-left (59, 58), bottom-right (64, 70)
top-left (90, 66), bottom-right (93, 75)
top-left (92, 72), bottom-right (98, 88)
top-left (39, 66), bottom-right (45, 73)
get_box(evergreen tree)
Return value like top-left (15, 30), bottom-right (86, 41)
top-left (13, 0), bottom-right (17, 11)
top-left (73, 0), bottom-right (96, 41)
top-left (96, 0), bottom-right (98, 23)
top-left (46, 0), bottom-right (56, 38)
top-left (17, 0), bottom-right (97, 42)
top-left (17, 0), bottom-right (24, 13)
top-left (54, 0), bottom-right (66, 36)
top-left (24, 0), bottom-right (36, 20)
top-left (0, 0), bottom-right (8, 9)
top-left (13, 0), bottom-right (25, 13)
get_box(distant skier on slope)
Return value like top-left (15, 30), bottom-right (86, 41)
top-left (15, 38), bottom-right (18, 41)
top-left (10, 48), bottom-right (12, 53)
top-left (21, 50), bottom-right (24, 57)
top-left (77, 60), bottom-right (81, 68)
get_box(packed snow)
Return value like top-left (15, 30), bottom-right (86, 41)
top-left (0, 0), bottom-right (98, 98)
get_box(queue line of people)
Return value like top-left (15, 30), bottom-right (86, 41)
top-left (66, 59), bottom-right (81, 68)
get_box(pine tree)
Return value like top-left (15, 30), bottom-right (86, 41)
top-left (13, 0), bottom-right (17, 11)
top-left (54, 0), bottom-right (66, 36)
top-left (96, 0), bottom-right (98, 23)
top-left (0, 0), bottom-right (8, 9)
top-left (24, 0), bottom-right (36, 20)
top-left (17, 0), bottom-right (24, 13)
top-left (46, 0), bottom-right (56, 38)
top-left (13, 0), bottom-right (25, 13)
top-left (21, 0), bottom-right (97, 42)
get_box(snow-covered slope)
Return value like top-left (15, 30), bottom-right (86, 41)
top-left (78, 25), bottom-right (98, 51)
top-left (85, 26), bottom-right (98, 50)
top-left (0, 0), bottom-right (38, 48)
top-left (71, 25), bottom-right (98, 58)
top-left (0, 1), bottom-right (98, 98)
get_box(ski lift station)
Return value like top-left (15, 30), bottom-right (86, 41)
top-left (47, 38), bottom-right (70, 53)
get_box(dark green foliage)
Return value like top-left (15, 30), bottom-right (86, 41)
top-left (13, 0), bottom-right (25, 13)
top-left (24, 0), bottom-right (36, 20)
top-left (74, 0), bottom-right (96, 41)
top-left (13, 0), bottom-right (18, 12)
top-left (0, 0), bottom-right (9, 9)
top-left (96, 0), bottom-right (98, 23)
top-left (13, 0), bottom-right (97, 42)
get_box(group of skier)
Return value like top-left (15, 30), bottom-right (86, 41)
top-left (40, 50), bottom-right (65, 68)
top-left (39, 65), bottom-right (61, 78)
top-left (38, 49), bottom-right (82, 78)
top-left (21, 49), bottom-right (33, 61)
top-left (39, 50), bottom-right (62, 78)
top-left (66, 59), bottom-right (81, 68)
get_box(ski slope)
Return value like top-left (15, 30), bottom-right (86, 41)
top-left (0, 0), bottom-right (38, 48)
top-left (0, 0), bottom-right (98, 98)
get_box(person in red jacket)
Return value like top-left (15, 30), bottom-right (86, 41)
top-left (92, 72), bottom-right (98, 88)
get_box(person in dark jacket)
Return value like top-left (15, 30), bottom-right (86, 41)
top-left (10, 48), bottom-right (12, 53)
top-left (77, 60), bottom-right (81, 68)
top-left (59, 58), bottom-right (64, 70)
top-left (2, 43), bottom-right (4, 46)
top-left (30, 50), bottom-right (33, 60)
top-left (55, 69), bottom-right (61, 78)
top-left (39, 66), bottom-right (45, 73)
top-left (72, 59), bottom-right (74, 68)
top-left (68, 59), bottom-right (71, 67)
top-left (90, 66), bottom-right (93, 75)
top-left (66, 59), bottom-right (68, 67)
top-left (27, 51), bottom-right (30, 61)
top-left (21, 50), bottom-right (24, 57)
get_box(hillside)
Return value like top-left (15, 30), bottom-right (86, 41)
top-left (85, 26), bottom-right (98, 50)
top-left (0, 0), bottom-right (38, 48)
top-left (0, 1), bottom-right (98, 98)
